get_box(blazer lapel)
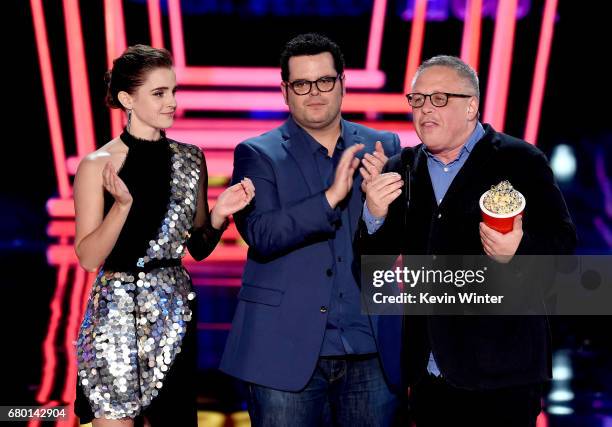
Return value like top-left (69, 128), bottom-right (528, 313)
top-left (342, 120), bottom-right (366, 236)
top-left (280, 119), bottom-right (324, 195)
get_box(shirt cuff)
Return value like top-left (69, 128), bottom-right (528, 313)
top-left (321, 192), bottom-right (341, 223)
top-left (362, 202), bottom-right (385, 234)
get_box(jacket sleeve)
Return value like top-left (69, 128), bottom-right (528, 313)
top-left (516, 149), bottom-right (577, 255)
top-left (231, 142), bottom-right (340, 258)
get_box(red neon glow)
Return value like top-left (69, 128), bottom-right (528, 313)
top-left (536, 410), bottom-right (549, 427)
top-left (483, 0), bottom-right (518, 131)
top-left (197, 322), bottom-right (233, 331)
top-left (148, 0), bottom-right (164, 48)
top-left (46, 219), bottom-right (241, 242)
top-left (161, 0), bottom-right (387, 88)
top-left (35, 264), bottom-right (69, 402)
top-left (366, 0), bottom-right (388, 70)
top-left (104, 0), bottom-right (127, 137)
top-left (170, 118), bottom-right (415, 132)
top-left (193, 277), bottom-right (242, 287)
top-left (47, 198), bottom-right (75, 218)
top-left (47, 244), bottom-right (247, 265)
top-left (168, 0), bottom-right (186, 67)
top-left (175, 67), bottom-right (385, 88)
top-left (168, 127), bottom-right (419, 150)
top-left (404, 0), bottom-right (429, 95)
top-left (460, 0), bottom-right (483, 71)
top-left (63, 0), bottom-right (96, 156)
top-left (524, 0), bottom-right (558, 145)
top-left (30, 0), bottom-right (72, 199)
top-left (176, 91), bottom-right (409, 113)
top-left (62, 268), bottom-right (87, 402)
top-left (56, 409), bottom-right (77, 427)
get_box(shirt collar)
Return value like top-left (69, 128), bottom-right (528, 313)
top-left (289, 115), bottom-right (346, 154)
top-left (423, 121), bottom-right (485, 160)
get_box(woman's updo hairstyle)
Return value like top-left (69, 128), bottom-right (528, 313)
top-left (104, 44), bottom-right (173, 110)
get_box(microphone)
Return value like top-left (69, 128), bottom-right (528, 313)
top-left (402, 148), bottom-right (415, 232)
top-left (402, 148), bottom-right (415, 210)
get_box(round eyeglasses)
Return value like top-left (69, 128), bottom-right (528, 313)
top-left (286, 75), bottom-right (342, 96)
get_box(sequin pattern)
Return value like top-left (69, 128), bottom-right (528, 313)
top-left (77, 142), bottom-right (202, 419)
top-left (141, 143), bottom-right (202, 264)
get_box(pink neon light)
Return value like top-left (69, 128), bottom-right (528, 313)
top-left (35, 264), bottom-right (69, 402)
top-left (47, 243), bottom-right (247, 265)
top-left (193, 278), bottom-right (242, 287)
top-left (148, 0), bottom-right (164, 48)
top-left (104, 0), bottom-right (127, 137)
top-left (404, 0), bottom-right (429, 94)
top-left (110, 105), bottom-right (124, 138)
top-left (176, 91), bottom-right (409, 113)
top-left (56, 408), bottom-right (76, 427)
top-left (46, 221), bottom-right (76, 237)
top-left (63, 0), bottom-right (96, 156)
top-left (162, 0), bottom-right (386, 88)
top-left (171, 118), bottom-right (415, 131)
top-left (524, 0), bottom-right (558, 145)
top-left (483, 0), bottom-right (518, 131)
top-left (167, 0), bottom-right (186, 67)
top-left (47, 198), bottom-right (75, 218)
top-left (30, 0), bottom-right (71, 199)
top-left (66, 151), bottom-right (234, 175)
top-left (62, 119), bottom-right (417, 177)
top-left (46, 219), bottom-right (241, 241)
top-left (536, 410), bottom-right (548, 427)
top-left (175, 66), bottom-right (385, 88)
top-left (460, 0), bottom-right (483, 71)
top-left (168, 128), bottom-right (292, 150)
top-left (366, 0), bottom-right (388, 70)
top-left (168, 128), bottom-right (420, 150)
top-left (62, 268), bottom-right (87, 402)
top-left (197, 322), bottom-right (232, 331)
top-left (172, 118), bottom-right (284, 130)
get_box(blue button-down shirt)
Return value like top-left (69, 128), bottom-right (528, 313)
top-left (297, 121), bottom-right (377, 356)
top-left (363, 122), bottom-right (485, 373)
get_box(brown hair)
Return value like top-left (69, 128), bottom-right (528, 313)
top-left (104, 44), bottom-right (173, 110)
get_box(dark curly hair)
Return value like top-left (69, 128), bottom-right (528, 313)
top-left (104, 44), bottom-right (173, 110)
top-left (280, 33), bottom-right (345, 82)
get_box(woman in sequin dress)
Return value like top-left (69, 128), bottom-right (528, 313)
top-left (72, 45), bottom-right (254, 426)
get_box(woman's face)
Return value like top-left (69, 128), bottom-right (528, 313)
top-left (122, 67), bottom-right (177, 132)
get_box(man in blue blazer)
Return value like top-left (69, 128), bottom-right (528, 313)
top-left (220, 33), bottom-right (403, 426)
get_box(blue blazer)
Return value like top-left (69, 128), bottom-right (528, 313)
top-left (220, 118), bottom-right (403, 392)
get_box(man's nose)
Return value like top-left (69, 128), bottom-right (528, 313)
top-left (421, 96), bottom-right (436, 112)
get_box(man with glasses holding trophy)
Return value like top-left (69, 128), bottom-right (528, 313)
top-left (360, 55), bottom-right (576, 427)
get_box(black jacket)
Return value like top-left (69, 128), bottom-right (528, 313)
top-left (359, 123), bottom-right (577, 390)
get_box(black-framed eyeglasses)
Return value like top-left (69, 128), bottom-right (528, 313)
top-left (286, 75), bottom-right (342, 95)
top-left (406, 92), bottom-right (473, 108)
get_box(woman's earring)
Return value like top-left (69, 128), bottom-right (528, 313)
top-left (127, 109), bottom-right (132, 132)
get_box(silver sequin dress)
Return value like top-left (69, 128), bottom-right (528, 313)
top-left (75, 129), bottom-right (223, 424)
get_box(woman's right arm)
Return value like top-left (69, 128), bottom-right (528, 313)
top-left (74, 157), bottom-right (132, 272)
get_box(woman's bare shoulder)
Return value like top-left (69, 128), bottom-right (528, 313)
top-left (79, 137), bottom-right (128, 173)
